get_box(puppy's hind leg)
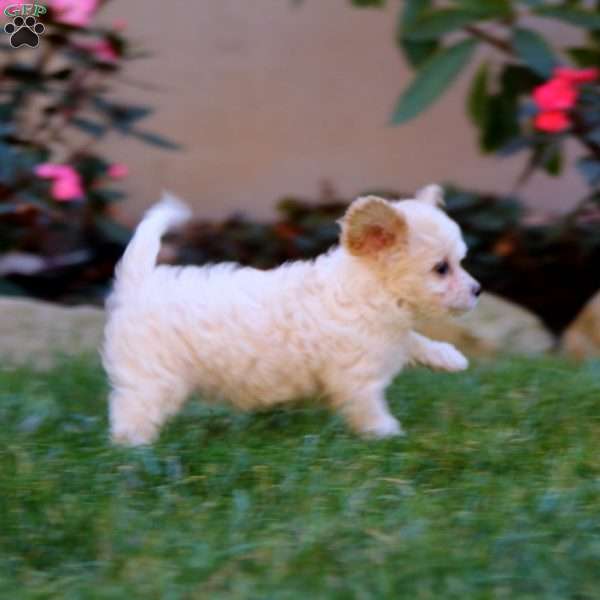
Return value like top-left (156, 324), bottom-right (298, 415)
top-left (329, 380), bottom-right (403, 439)
top-left (109, 381), bottom-right (188, 446)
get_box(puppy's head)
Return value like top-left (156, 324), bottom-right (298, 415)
top-left (339, 184), bottom-right (481, 317)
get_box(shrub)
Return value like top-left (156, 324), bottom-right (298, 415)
top-left (0, 0), bottom-right (177, 302)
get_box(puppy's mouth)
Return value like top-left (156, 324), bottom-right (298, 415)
top-left (449, 297), bottom-right (479, 315)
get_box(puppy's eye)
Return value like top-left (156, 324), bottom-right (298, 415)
top-left (433, 260), bottom-right (450, 276)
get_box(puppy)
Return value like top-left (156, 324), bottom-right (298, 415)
top-left (103, 185), bottom-right (480, 445)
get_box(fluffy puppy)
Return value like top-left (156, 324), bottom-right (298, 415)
top-left (103, 185), bottom-right (481, 445)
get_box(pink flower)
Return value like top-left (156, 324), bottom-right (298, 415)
top-left (107, 163), bottom-right (129, 179)
top-left (554, 67), bottom-right (599, 84)
top-left (47, 0), bottom-right (99, 27)
top-left (74, 39), bottom-right (119, 63)
top-left (534, 110), bottom-right (571, 133)
top-left (51, 176), bottom-right (84, 201)
top-left (34, 163), bottom-right (65, 178)
top-left (35, 163), bottom-right (84, 201)
top-left (533, 78), bottom-right (577, 112)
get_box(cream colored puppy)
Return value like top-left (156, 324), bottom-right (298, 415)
top-left (103, 185), bottom-right (480, 445)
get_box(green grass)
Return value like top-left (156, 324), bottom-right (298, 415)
top-left (1, 356), bottom-right (600, 599)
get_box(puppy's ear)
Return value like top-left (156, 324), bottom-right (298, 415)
top-left (415, 184), bottom-right (445, 208)
top-left (340, 196), bottom-right (407, 257)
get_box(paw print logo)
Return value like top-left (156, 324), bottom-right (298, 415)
top-left (4, 16), bottom-right (45, 48)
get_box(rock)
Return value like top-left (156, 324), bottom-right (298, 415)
top-left (0, 297), bottom-right (105, 369)
top-left (561, 291), bottom-right (600, 359)
top-left (418, 293), bottom-right (555, 358)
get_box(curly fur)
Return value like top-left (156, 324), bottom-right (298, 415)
top-left (103, 185), bottom-right (480, 445)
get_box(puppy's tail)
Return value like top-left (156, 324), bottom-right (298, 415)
top-left (115, 191), bottom-right (192, 289)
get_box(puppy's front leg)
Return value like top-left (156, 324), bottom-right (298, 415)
top-left (408, 331), bottom-right (468, 372)
top-left (331, 383), bottom-right (404, 439)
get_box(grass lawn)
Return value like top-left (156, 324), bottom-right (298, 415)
top-left (1, 356), bottom-right (600, 599)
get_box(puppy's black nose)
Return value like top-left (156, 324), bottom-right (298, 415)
top-left (472, 283), bottom-right (482, 297)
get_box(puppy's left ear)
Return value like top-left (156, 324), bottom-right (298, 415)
top-left (340, 196), bottom-right (407, 257)
top-left (415, 184), bottom-right (445, 208)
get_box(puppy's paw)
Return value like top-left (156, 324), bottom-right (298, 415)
top-left (428, 342), bottom-right (469, 372)
top-left (361, 416), bottom-right (405, 439)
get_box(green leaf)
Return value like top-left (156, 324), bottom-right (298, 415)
top-left (512, 28), bottom-right (557, 77)
top-left (533, 6), bottom-right (600, 29)
top-left (90, 189), bottom-right (126, 204)
top-left (391, 39), bottom-right (478, 125)
top-left (455, 0), bottom-right (512, 18)
top-left (95, 216), bottom-right (132, 245)
top-left (92, 99), bottom-right (154, 132)
top-left (468, 61), bottom-right (489, 127)
top-left (396, 0), bottom-right (439, 67)
top-left (567, 47), bottom-right (600, 67)
top-left (130, 131), bottom-right (182, 150)
top-left (481, 95), bottom-right (520, 152)
top-left (542, 144), bottom-right (563, 176)
top-left (403, 9), bottom-right (481, 41)
top-left (350, 0), bottom-right (385, 6)
top-left (71, 118), bottom-right (108, 138)
top-left (500, 64), bottom-right (542, 96)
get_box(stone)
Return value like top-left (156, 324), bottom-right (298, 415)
top-left (561, 291), bottom-right (600, 359)
top-left (0, 297), bottom-right (105, 369)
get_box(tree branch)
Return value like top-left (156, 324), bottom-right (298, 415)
top-left (464, 25), bottom-right (515, 56)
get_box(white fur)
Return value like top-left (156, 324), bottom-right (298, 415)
top-left (103, 187), bottom-right (480, 445)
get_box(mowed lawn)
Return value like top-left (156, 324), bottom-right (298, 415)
top-left (1, 356), bottom-right (600, 599)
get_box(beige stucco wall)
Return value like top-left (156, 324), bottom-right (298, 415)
top-left (100, 0), bottom-right (586, 223)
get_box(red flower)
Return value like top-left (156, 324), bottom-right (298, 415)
top-left (532, 67), bottom-right (598, 134)
top-left (533, 78), bottom-right (577, 112)
top-left (554, 67), bottom-right (599, 84)
top-left (534, 110), bottom-right (571, 133)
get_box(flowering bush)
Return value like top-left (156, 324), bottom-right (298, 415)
top-left (327, 0), bottom-right (600, 325)
top-left (345, 0), bottom-right (600, 194)
top-left (0, 0), bottom-right (177, 302)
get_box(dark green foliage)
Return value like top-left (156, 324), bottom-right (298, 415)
top-left (396, 0), bottom-right (439, 68)
top-left (0, 1), bottom-right (178, 304)
top-left (380, 0), bottom-right (600, 191)
top-left (350, 0), bottom-right (386, 6)
top-left (512, 27), bottom-right (557, 78)
top-left (533, 4), bottom-right (600, 29)
top-left (391, 39), bottom-right (478, 124)
top-left (1, 356), bottom-right (600, 597)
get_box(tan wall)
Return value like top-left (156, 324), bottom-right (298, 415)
top-left (100, 0), bottom-right (586, 223)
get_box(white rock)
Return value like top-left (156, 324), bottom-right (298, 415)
top-left (0, 297), bottom-right (105, 369)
